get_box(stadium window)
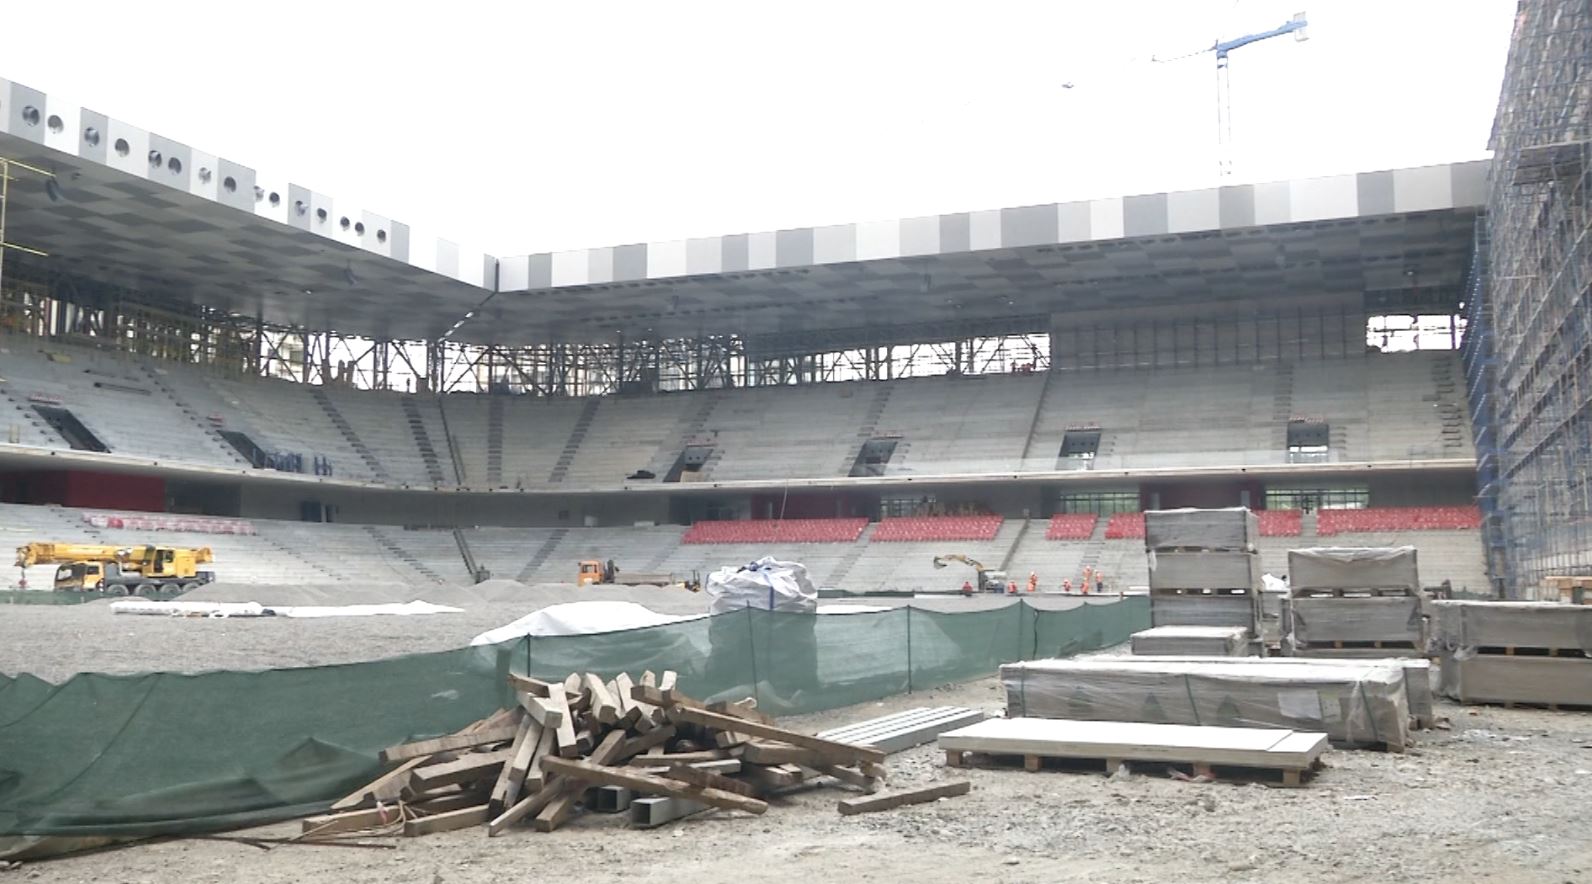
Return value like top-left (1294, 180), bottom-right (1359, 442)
top-left (1055, 491), bottom-right (1138, 515)
top-left (1366, 313), bottom-right (1465, 351)
top-left (1264, 487), bottom-right (1368, 512)
top-left (1286, 420), bottom-right (1330, 464)
top-left (881, 494), bottom-right (936, 518)
top-left (1059, 429), bottom-right (1101, 467)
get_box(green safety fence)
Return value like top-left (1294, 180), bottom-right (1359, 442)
top-left (0, 590), bottom-right (187, 606)
top-left (0, 597), bottom-right (1147, 839)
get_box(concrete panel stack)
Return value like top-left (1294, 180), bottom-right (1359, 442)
top-left (1433, 601), bottom-right (1592, 708)
top-left (1130, 625), bottom-right (1250, 657)
top-left (1001, 658), bottom-right (1412, 750)
top-left (1285, 547), bottom-right (1426, 658)
top-left (1141, 508), bottom-right (1262, 640)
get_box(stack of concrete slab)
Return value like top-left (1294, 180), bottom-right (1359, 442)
top-left (1130, 625), bottom-right (1250, 657)
top-left (1143, 508), bottom-right (1262, 637)
top-left (1285, 547), bottom-right (1426, 658)
top-left (1433, 600), bottom-right (1592, 708)
top-left (1137, 655), bottom-right (1436, 730)
top-left (1001, 657), bottom-right (1412, 750)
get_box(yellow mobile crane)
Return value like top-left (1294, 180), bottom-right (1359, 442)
top-left (15, 543), bottom-right (215, 595)
top-left (931, 554), bottom-right (1008, 594)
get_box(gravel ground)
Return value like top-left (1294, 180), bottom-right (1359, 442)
top-left (8, 589), bottom-right (1592, 882)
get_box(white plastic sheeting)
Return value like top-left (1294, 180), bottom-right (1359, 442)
top-left (469, 600), bottom-right (703, 646)
top-left (109, 600), bottom-right (463, 619)
top-left (704, 557), bottom-right (818, 615)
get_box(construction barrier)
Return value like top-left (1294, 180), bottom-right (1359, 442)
top-left (0, 597), bottom-right (1146, 839)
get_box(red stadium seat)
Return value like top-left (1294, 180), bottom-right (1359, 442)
top-left (681, 518), bottom-right (868, 544)
top-left (1257, 509), bottom-right (1303, 537)
top-left (1044, 514), bottom-right (1098, 540)
top-left (1316, 506), bottom-right (1481, 536)
top-left (870, 515), bottom-right (1004, 542)
top-left (1104, 512), bottom-right (1145, 539)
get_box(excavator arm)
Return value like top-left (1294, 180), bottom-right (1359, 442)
top-left (931, 554), bottom-right (987, 571)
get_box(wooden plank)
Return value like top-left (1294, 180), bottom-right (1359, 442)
top-left (665, 706), bottom-right (887, 765)
top-left (401, 804), bottom-right (489, 837)
top-left (805, 763), bottom-right (882, 793)
top-left (409, 791), bottom-right (490, 817)
top-left (300, 804), bottom-right (406, 835)
top-left (544, 683), bottom-right (580, 758)
top-left (625, 749), bottom-right (736, 766)
top-left (708, 697), bottom-right (775, 725)
top-left (937, 718), bottom-right (1327, 771)
top-left (740, 763), bottom-right (805, 791)
top-left (742, 742), bottom-right (816, 765)
top-left (520, 694), bottom-right (566, 730)
top-left (657, 670), bottom-right (679, 702)
top-left (532, 727), bottom-right (630, 832)
top-left (618, 724), bottom-right (677, 759)
top-left (663, 762), bottom-right (757, 798)
top-left (631, 684), bottom-right (769, 726)
top-left (837, 780), bottom-right (970, 816)
top-left (632, 759), bottom-right (742, 777)
top-left (584, 674), bottom-right (621, 725)
top-left (540, 757), bottom-right (769, 815)
top-left (330, 757), bottom-right (426, 811)
top-left (613, 672), bottom-right (638, 718)
top-left (488, 716), bottom-right (545, 812)
top-left (487, 783), bottom-right (560, 836)
top-left (563, 672), bottom-right (584, 700)
top-left (380, 723), bottom-right (520, 763)
top-left (506, 673), bottom-right (556, 697)
top-left (411, 748), bottom-right (514, 790)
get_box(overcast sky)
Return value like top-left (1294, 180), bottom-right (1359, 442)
top-left (7, 1), bottom-right (1516, 257)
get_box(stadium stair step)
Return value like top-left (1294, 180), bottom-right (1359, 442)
top-left (261, 533), bottom-right (340, 582)
top-left (516, 527), bottom-right (570, 581)
top-left (311, 388), bottom-right (393, 483)
top-left (486, 396), bottom-right (505, 486)
top-left (400, 396), bottom-right (449, 485)
top-left (139, 366), bottom-right (249, 468)
top-left (362, 525), bottom-right (445, 583)
top-left (823, 523), bottom-right (876, 589)
top-left (840, 383), bottom-right (895, 476)
top-left (548, 399), bottom-right (602, 484)
top-left (1017, 369), bottom-right (1054, 467)
top-left (999, 518), bottom-right (1033, 572)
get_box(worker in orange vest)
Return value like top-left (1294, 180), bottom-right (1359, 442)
top-left (1062, 578), bottom-right (1073, 594)
top-left (1083, 565), bottom-right (1095, 588)
top-left (1006, 579), bottom-right (1018, 595)
top-left (1027, 571), bottom-right (1038, 593)
top-left (961, 579), bottom-right (974, 596)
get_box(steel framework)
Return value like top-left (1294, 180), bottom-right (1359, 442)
top-left (1467, 0), bottom-right (1592, 595)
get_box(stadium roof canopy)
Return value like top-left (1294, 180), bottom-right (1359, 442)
top-left (1, 77), bottom-right (1484, 347)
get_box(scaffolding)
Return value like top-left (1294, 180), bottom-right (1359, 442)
top-left (1470, 0), bottom-right (1592, 596)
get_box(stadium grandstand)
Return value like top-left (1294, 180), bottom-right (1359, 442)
top-left (0, 74), bottom-right (1494, 595)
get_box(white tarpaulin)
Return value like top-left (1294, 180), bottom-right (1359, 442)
top-left (704, 557), bottom-right (818, 615)
top-left (110, 599), bottom-right (463, 619)
top-left (469, 600), bottom-right (702, 645)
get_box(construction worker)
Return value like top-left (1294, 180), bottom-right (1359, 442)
top-left (1027, 571), bottom-right (1038, 593)
top-left (1083, 565), bottom-right (1095, 590)
top-left (1006, 579), bottom-right (1018, 595)
top-left (961, 579), bottom-right (974, 596)
top-left (1096, 574), bottom-right (1106, 595)
top-left (1062, 578), bottom-right (1073, 594)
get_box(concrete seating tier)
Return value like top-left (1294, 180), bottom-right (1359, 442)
top-left (870, 515), bottom-right (1003, 542)
top-left (1044, 514), bottom-right (1099, 540)
top-left (1257, 509), bottom-right (1303, 537)
top-left (681, 518), bottom-right (868, 545)
top-left (1317, 506), bottom-right (1482, 535)
top-left (1104, 512), bottom-right (1145, 539)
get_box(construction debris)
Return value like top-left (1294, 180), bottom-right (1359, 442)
top-left (304, 669), bottom-right (916, 841)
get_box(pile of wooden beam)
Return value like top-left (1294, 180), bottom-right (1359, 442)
top-left (299, 669), bottom-right (933, 839)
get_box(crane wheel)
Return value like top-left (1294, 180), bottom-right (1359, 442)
top-left (135, 583), bottom-right (158, 596)
top-left (178, 583), bottom-right (197, 594)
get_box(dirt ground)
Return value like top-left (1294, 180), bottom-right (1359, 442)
top-left (7, 590), bottom-right (1592, 882)
top-left (11, 675), bottom-right (1592, 884)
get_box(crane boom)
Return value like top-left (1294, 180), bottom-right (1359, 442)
top-left (15, 542), bottom-right (215, 594)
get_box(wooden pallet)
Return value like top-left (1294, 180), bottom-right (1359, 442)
top-left (944, 749), bottom-right (1324, 787)
top-left (1478, 646), bottom-right (1588, 659)
top-left (939, 718), bottom-right (1328, 787)
top-left (1291, 587), bottom-right (1418, 599)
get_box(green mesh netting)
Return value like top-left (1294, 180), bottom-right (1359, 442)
top-left (0, 597), bottom-right (1147, 838)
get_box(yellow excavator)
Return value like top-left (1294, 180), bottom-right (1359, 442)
top-left (931, 554), bottom-right (1008, 594)
top-left (577, 560), bottom-right (701, 591)
top-left (15, 543), bottom-right (215, 595)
